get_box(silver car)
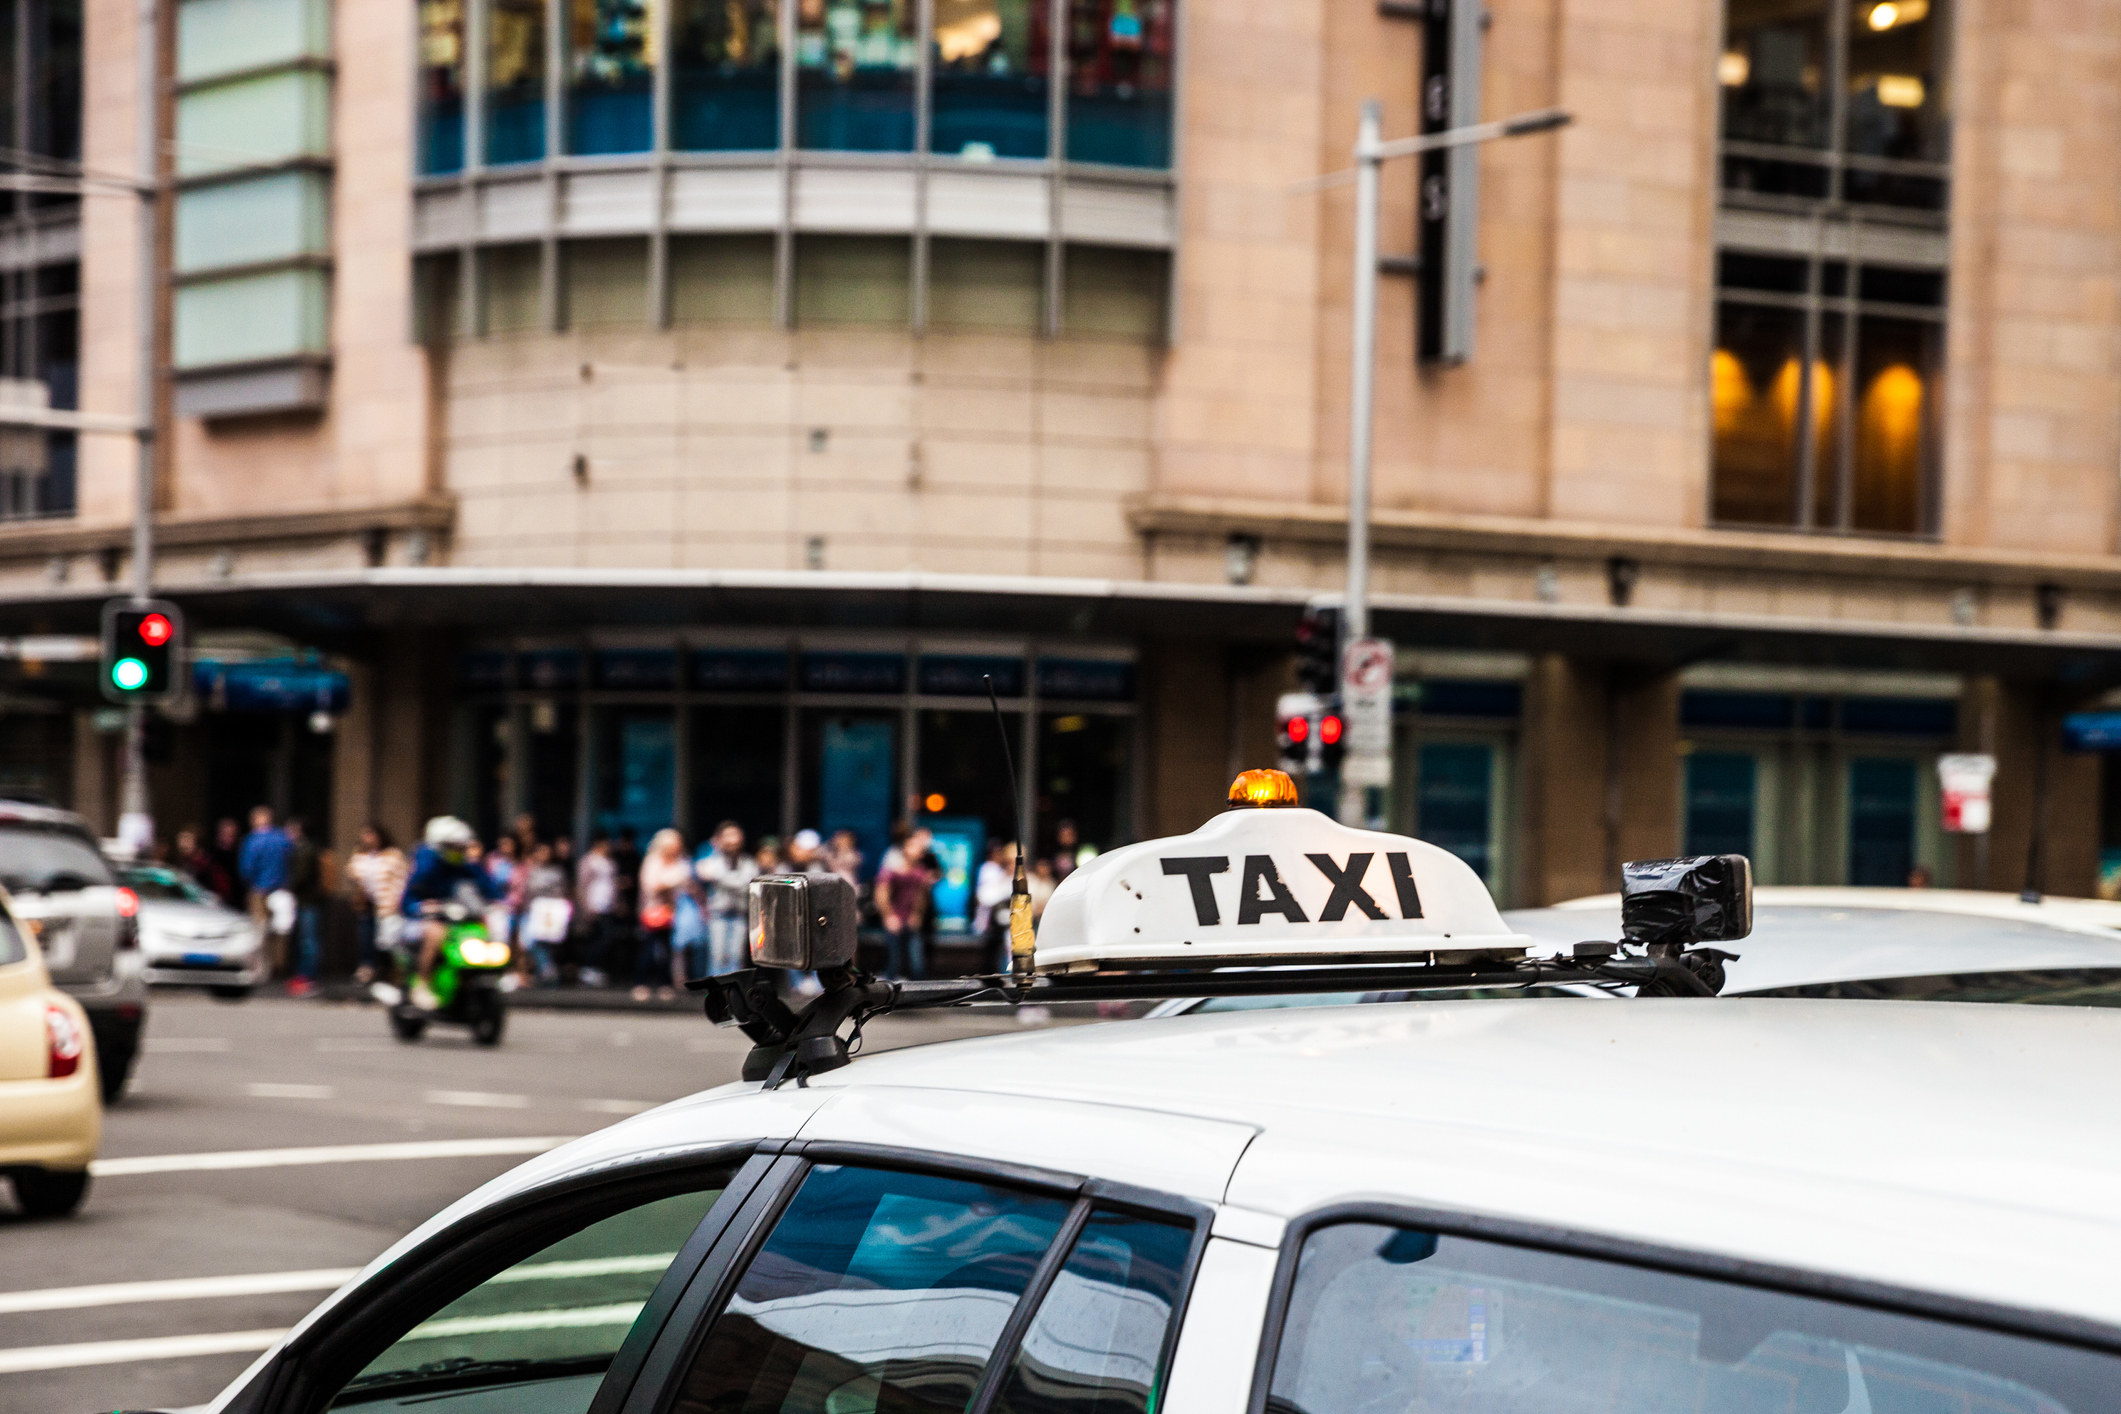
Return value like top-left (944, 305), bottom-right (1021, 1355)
top-left (121, 863), bottom-right (266, 1000)
top-left (0, 800), bottom-right (149, 1101)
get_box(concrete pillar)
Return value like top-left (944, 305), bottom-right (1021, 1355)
top-left (1516, 655), bottom-right (1681, 906)
top-left (71, 710), bottom-right (114, 834)
top-left (331, 658), bottom-right (377, 851)
top-left (366, 631), bottom-right (456, 849)
top-left (1141, 638), bottom-right (1233, 838)
top-left (1961, 676), bottom-right (2100, 897)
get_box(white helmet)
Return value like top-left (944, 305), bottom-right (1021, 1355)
top-left (424, 815), bottom-right (475, 851)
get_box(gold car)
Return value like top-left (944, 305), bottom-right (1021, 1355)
top-left (0, 891), bottom-right (99, 1217)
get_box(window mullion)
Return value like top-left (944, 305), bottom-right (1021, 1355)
top-left (964, 1197), bottom-right (1095, 1414)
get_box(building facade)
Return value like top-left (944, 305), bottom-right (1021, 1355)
top-left (0, 0), bottom-right (2116, 907)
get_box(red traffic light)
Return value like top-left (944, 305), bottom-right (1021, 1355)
top-left (1318, 714), bottom-right (1344, 746)
top-left (1283, 715), bottom-right (1309, 744)
top-left (137, 613), bottom-right (173, 647)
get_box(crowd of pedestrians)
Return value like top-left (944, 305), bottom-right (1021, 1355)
top-left (153, 806), bottom-right (1098, 999)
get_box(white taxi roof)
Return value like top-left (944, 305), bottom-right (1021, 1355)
top-left (347, 999), bottom-right (2121, 1341)
top-left (1510, 886), bottom-right (2121, 994)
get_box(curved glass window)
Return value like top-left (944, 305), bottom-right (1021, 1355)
top-left (796, 0), bottom-right (917, 152)
top-left (672, 0), bottom-right (779, 150)
top-left (1063, 0), bottom-right (1173, 168)
top-left (569, 0), bottom-right (655, 154)
top-left (417, 0), bottom-right (467, 173)
top-left (1269, 1221), bottom-right (2121, 1413)
top-left (486, 0), bottom-right (549, 164)
top-left (932, 0), bottom-right (1049, 160)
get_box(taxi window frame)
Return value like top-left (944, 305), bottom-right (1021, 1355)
top-left (1242, 1199), bottom-right (2121, 1414)
top-left (226, 1140), bottom-right (769, 1414)
top-left (625, 1138), bottom-right (1215, 1414)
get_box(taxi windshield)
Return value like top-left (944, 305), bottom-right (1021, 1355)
top-left (120, 867), bottom-right (218, 906)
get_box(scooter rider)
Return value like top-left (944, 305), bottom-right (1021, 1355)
top-left (402, 816), bottom-right (496, 1009)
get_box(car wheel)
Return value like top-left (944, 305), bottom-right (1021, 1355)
top-left (97, 1044), bottom-right (136, 1105)
top-left (469, 992), bottom-right (506, 1047)
top-left (390, 1010), bottom-right (428, 1042)
top-left (10, 1168), bottom-right (90, 1218)
top-left (209, 985), bottom-right (252, 1002)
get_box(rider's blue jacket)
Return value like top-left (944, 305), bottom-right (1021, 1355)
top-left (402, 846), bottom-right (497, 918)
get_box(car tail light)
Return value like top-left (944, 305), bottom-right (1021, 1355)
top-left (115, 886), bottom-right (140, 950)
top-left (46, 1005), bottom-right (84, 1079)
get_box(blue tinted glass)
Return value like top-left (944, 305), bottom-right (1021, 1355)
top-left (418, 0), bottom-right (467, 174)
top-left (486, 0), bottom-right (548, 164)
top-left (1273, 1222), bottom-right (2121, 1413)
top-left (992, 1213), bottom-right (1192, 1414)
top-left (1417, 743), bottom-right (1492, 882)
top-left (931, 0), bottom-right (1048, 159)
top-left (796, 0), bottom-right (916, 151)
top-left (1685, 751), bottom-right (1756, 858)
top-left (671, 1165), bottom-right (1070, 1414)
top-left (568, 0), bottom-right (654, 153)
top-left (1848, 756), bottom-right (1916, 886)
top-left (672, 0), bottom-right (780, 149)
top-left (1063, 0), bottom-right (1173, 167)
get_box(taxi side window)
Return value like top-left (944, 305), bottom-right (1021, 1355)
top-left (666, 1164), bottom-right (1198, 1414)
top-left (988, 1211), bottom-right (1194, 1414)
top-left (1264, 1220), bottom-right (2121, 1414)
top-left (325, 1181), bottom-right (729, 1411)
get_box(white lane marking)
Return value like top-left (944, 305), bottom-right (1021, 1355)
top-left (245, 1082), bottom-right (336, 1101)
top-left (91, 1135), bottom-right (575, 1177)
top-left (144, 1037), bottom-right (232, 1053)
top-left (406, 1302), bottom-right (645, 1340)
top-left (0, 1328), bottom-right (285, 1375)
top-left (425, 1089), bottom-right (530, 1109)
top-left (0, 1269), bottom-right (359, 1316)
top-left (580, 1098), bottom-right (656, 1116)
top-left (489, 1254), bottom-right (675, 1284)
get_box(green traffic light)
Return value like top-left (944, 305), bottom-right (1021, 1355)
top-left (111, 657), bottom-right (149, 691)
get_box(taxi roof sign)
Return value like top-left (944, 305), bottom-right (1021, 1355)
top-left (1035, 805), bottom-right (1529, 972)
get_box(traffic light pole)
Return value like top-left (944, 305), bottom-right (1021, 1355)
top-left (117, 0), bottom-right (161, 853)
top-left (1336, 100), bottom-right (1569, 825)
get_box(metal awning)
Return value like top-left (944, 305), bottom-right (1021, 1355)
top-left (2, 568), bottom-right (2118, 686)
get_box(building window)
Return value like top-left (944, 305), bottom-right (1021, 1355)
top-left (0, 0), bottom-right (82, 519)
top-left (568, 0), bottom-right (654, 154)
top-left (932, 0), bottom-right (1050, 160)
top-left (172, 0), bottom-right (333, 417)
top-left (417, 0), bottom-right (467, 174)
top-left (487, 0), bottom-right (548, 164)
top-left (796, 0), bottom-right (918, 151)
top-left (1712, 0), bottom-right (1948, 536)
top-left (671, 0), bottom-right (779, 150)
top-left (1063, 0), bottom-right (1173, 167)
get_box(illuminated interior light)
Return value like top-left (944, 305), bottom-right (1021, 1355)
top-left (1718, 50), bottom-right (1750, 86)
top-left (1875, 74), bottom-right (1926, 108)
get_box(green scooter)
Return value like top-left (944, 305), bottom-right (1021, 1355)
top-left (382, 893), bottom-right (511, 1046)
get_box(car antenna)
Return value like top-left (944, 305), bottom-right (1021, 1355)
top-left (985, 675), bottom-right (1036, 981)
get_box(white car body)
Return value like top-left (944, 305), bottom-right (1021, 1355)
top-left (196, 997), bottom-right (2121, 1414)
top-left (125, 868), bottom-right (267, 994)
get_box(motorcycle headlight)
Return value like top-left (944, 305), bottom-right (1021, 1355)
top-left (459, 937), bottom-right (510, 967)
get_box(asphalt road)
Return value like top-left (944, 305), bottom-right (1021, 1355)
top-left (0, 991), bottom-right (1041, 1414)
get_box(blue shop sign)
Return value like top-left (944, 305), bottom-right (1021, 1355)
top-left (195, 660), bottom-right (351, 714)
top-left (2066, 712), bottom-right (2121, 750)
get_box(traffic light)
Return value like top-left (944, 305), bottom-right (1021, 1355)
top-left (100, 599), bottom-right (184, 704)
top-left (1295, 605), bottom-right (1340, 695)
top-left (1417, 0), bottom-right (1482, 365)
top-left (1316, 708), bottom-right (1346, 775)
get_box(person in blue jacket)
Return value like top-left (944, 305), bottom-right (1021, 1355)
top-left (401, 815), bottom-right (495, 1008)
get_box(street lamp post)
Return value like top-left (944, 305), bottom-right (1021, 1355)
top-left (1335, 100), bottom-right (1570, 825)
